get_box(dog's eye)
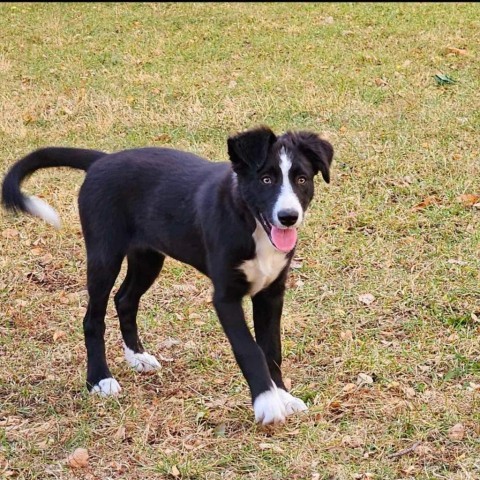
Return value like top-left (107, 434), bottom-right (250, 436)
top-left (297, 176), bottom-right (307, 185)
top-left (261, 176), bottom-right (272, 185)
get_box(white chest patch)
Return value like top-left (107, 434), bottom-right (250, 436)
top-left (239, 221), bottom-right (288, 296)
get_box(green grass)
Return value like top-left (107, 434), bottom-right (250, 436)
top-left (1, 3), bottom-right (480, 479)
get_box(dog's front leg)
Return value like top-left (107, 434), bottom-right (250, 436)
top-left (252, 283), bottom-right (308, 418)
top-left (212, 290), bottom-right (287, 425)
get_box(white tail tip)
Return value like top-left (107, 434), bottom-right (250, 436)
top-left (24, 195), bottom-right (61, 229)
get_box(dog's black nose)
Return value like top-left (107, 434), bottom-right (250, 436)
top-left (277, 209), bottom-right (299, 227)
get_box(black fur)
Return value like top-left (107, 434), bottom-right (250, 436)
top-left (2, 126), bottom-right (333, 422)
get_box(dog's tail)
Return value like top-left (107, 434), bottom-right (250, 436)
top-left (2, 147), bottom-right (106, 229)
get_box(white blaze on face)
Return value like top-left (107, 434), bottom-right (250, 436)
top-left (272, 148), bottom-right (303, 227)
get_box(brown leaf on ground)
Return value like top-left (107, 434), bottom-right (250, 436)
top-left (153, 133), bottom-right (171, 142)
top-left (53, 330), bottom-right (66, 342)
top-left (259, 443), bottom-right (284, 453)
top-left (375, 77), bottom-right (388, 87)
top-left (411, 195), bottom-right (441, 211)
top-left (446, 47), bottom-right (467, 56)
top-left (39, 253), bottom-right (53, 265)
top-left (341, 329), bottom-right (353, 341)
top-left (342, 383), bottom-right (357, 394)
top-left (342, 435), bottom-right (364, 448)
top-left (358, 293), bottom-right (375, 305)
top-left (457, 194), bottom-right (480, 207)
top-left (67, 448), bottom-right (89, 468)
top-left (357, 373), bottom-right (374, 385)
top-left (2, 228), bottom-right (19, 239)
top-left (448, 423), bottom-right (465, 441)
top-left (414, 443), bottom-right (434, 457)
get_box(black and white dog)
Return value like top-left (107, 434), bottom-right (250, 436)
top-left (2, 126), bottom-right (333, 425)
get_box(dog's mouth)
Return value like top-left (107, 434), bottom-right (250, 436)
top-left (259, 214), bottom-right (298, 253)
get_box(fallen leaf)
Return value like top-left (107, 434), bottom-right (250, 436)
top-left (414, 443), bottom-right (433, 457)
top-left (411, 195), bottom-right (441, 211)
top-left (341, 330), bottom-right (353, 341)
top-left (328, 400), bottom-right (343, 413)
top-left (447, 332), bottom-right (459, 342)
top-left (323, 16), bottom-right (334, 24)
top-left (342, 435), bottom-right (364, 448)
top-left (358, 293), bottom-right (375, 305)
top-left (67, 448), bottom-right (89, 468)
top-left (159, 337), bottom-right (181, 349)
top-left (228, 80), bottom-right (237, 89)
top-left (357, 373), bottom-right (374, 385)
top-left (153, 133), bottom-right (171, 143)
top-left (295, 279), bottom-right (305, 288)
top-left (448, 423), bottom-right (465, 441)
top-left (446, 46), bottom-right (467, 56)
top-left (259, 442), bottom-right (273, 450)
top-left (158, 353), bottom-right (174, 362)
top-left (342, 383), bottom-right (357, 394)
top-left (447, 258), bottom-right (467, 265)
top-left (171, 465), bottom-right (180, 477)
top-left (213, 423), bottom-right (226, 437)
top-left (290, 258), bottom-right (303, 269)
top-left (457, 194), bottom-right (480, 207)
top-left (2, 228), bottom-right (19, 239)
top-left (259, 443), bottom-right (284, 453)
top-left (39, 253), bottom-right (53, 265)
top-left (404, 387), bottom-right (416, 399)
top-left (30, 247), bottom-right (43, 256)
top-left (53, 330), bottom-right (66, 342)
top-left (59, 293), bottom-right (71, 305)
top-left (374, 77), bottom-right (388, 87)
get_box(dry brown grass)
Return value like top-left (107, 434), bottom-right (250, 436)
top-left (1, 3), bottom-right (479, 479)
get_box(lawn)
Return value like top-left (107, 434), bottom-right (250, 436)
top-left (0, 3), bottom-right (479, 479)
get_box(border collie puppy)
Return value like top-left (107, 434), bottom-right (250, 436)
top-left (2, 126), bottom-right (333, 425)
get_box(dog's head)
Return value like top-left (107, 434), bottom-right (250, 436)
top-left (228, 126), bottom-right (333, 253)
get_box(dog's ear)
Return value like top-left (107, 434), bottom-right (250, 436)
top-left (291, 132), bottom-right (334, 183)
top-left (227, 126), bottom-right (277, 173)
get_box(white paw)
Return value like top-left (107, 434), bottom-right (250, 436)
top-left (124, 345), bottom-right (161, 372)
top-left (253, 385), bottom-right (286, 425)
top-left (90, 378), bottom-right (122, 397)
top-left (277, 388), bottom-right (308, 416)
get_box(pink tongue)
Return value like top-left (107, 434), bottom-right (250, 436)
top-left (271, 226), bottom-right (297, 252)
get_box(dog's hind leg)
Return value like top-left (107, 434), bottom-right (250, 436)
top-left (114, 249), bottom-right (164, 373)
top-left (84, 253), bottom-right (124, 396)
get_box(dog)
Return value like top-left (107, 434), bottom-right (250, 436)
top-left (2, 126), bottom-right (333, 425)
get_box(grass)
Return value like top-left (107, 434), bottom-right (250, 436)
top-left (1, 2), bottom-right (479, 479)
